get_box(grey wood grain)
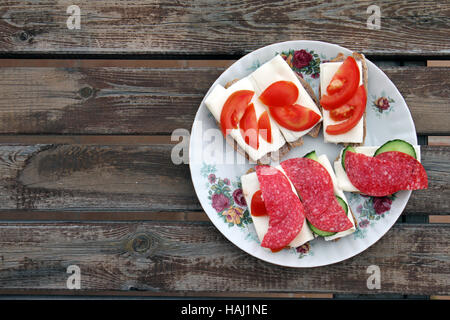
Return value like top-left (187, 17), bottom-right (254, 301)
top-left (0, 222), bottom-right (447, 295)
top-left (0, 1), bottom-right (448, 55)
top-left (0, 66), bottom-right (447, 135)
top-left (0, 144), bottom-right (446, 214)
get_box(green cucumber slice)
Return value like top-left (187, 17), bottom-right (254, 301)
top-left (307, 220), bottom-right (336, 237)
top-left (335, 195), bottom-right (348, 215)
top-left (374, 139), bottom-right (417, 159)
top-left (307, 195), bottom-right (349, 237)
top-left (303, 150), bottom-right (319, 162)
top-left (341, 146), bottom-right (356, 171)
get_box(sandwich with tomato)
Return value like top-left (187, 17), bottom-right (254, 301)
top-left (319, 52), bottom-right (368, 145)
top-left (240, 150), bottom-right (356, 253)
top-left (204, 55), bottom-right (323, 164)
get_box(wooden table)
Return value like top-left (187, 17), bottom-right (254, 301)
top-left (0, 1), bottom-right (448, 299)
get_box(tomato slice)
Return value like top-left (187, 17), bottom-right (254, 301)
top-left (250, 190), bottom-right (267, 216)
top-left (329, 103), bottom-right (355, 121)
top-left (326, 85), bottom-right (367, 135)
top-left (220, 90), bottom-right (254, 136)
top-left (239, 103), bottom-right (259, 150)
top-left (257, 111), bottom-right (272, 143)
top-left (320, 56), bottom-right (360, 110)
top-left (269, 104), bottom-right (321, 132)
top-left (259, 81), bottom-right (299, 108)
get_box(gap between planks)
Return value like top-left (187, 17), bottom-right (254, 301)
top-left (0, 135), bottom-right (443, 146)
top-left (0, 210), bottom-right (208, 222)
top-left (0, 58), bottom-right (446, 68)
top-left (0, 135), bottom-right (175, 145)
top-left (0, 59), bottom-right (235, 68)
top-left (0, 289), bottom-right (332, 299)
top-left (1, 211), bottom-right (449, 224)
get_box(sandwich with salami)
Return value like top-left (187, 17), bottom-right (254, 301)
top-left (281, 152), bottom-right (356, 240)
top-left (334, 139), bottom-right (428, 196)
top-left (240, 165), bottom-right (314, 252)
top-left (241, 151), bottom-right (357, 252)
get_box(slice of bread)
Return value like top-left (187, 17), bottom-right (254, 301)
top-left (223, 74), bottom-right (322, 163)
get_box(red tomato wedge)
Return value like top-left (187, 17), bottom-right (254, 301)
top-left (326, 85), bottom-right (366, 135)
top-left (220, 90), bottom-right (254, 136)
top-left (329, 103), bottom-right (355, 121)
top-left (239, 103), bottom-right (259, 150)
top-left (269, 104), bottom-right (321, 132)
top-left (250, 190), bottom-right (267, 216)
top-left (320, 56), bottom-right (360, 110)
top-left (259, 81), bottom-right (299, 108)
top-left (257, 111), bottom-right (272, 143)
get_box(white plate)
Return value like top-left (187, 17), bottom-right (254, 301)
top-left (189, 40), bottom-right (417, 267)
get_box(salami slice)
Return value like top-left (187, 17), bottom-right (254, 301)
top-left (281, 158), bottom-right (353, 233)
top-left (255, 165), bottom-right (305, 250)
top-left (345, 151), bottom-right (428, 197)
top-left (375, 151), bottom-right (428, 190)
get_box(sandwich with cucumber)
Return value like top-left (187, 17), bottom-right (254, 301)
top-left (240, 151), bottom-right (356, 252)
top-left (334, 139), bottom-right (428, 196)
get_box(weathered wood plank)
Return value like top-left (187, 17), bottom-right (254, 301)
top-left (0, 66), bottom-right (447, 135)
top-left (0, 144), bottom-right (198, 211)
top-left (0, 222), bottom-right (447, 295)
top-left (429, 216), bottom-right (450, 224)
top-left (428, 61), bottom-right (450, 67)
top-left (0, 1), bottom-right (448, 55)
top-left (0, 67), bottom-right (216, 135)
top-left (0, 144), bottom-right (447, 214)
top-left (429, 136), bottom-right (450, 146)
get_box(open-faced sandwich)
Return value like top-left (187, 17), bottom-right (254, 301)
top-left (334, 139), bottom-right (428, 196)
top-left (282, 151), bottom-right (356, 241)
top-left (204, 55), bottom-right (323, 163)
top-left (241, 151), bottom-right (357, 252)
top-left (320, 52), bottom-right (368, 145)
top-left (240, 165), bottom-right (314, 251)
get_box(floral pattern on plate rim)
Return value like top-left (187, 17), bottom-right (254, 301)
top-left (371, 91), bottom-right (395, 117)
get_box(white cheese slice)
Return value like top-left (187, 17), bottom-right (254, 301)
top-left (316, 154), bottom-right (356, 241)
top-left (320, 60), bottom-right (364, 144)
top-left (249, 55), bottom-right (322, 143)
top-left (334, 146), bottom-right (422, 192)
top-left (240, 167), bottom-right (314, 249)
top-left (204, 78), bottom-right (286, 162)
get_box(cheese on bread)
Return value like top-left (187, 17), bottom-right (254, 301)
top-left (240, 167), bottom-right (314, 248)
top-left (249, 55), bottom-right (323, 143)
top-left (320, 60), bottom-right (364, 144)
top-left (204, 78), bottom-right (286, 162)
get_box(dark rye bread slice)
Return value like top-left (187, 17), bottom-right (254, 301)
top-left (319, 52), bottom-right (368, 147)
top-left (222, 75), bottom-right (322, 164)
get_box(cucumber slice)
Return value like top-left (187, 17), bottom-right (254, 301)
top-left (374, 139), bottom-right (417, 159)
top-left (341, 146), bottom-right (356, 171)
top-left (303, 150), bottom-right (319, 162)
top-left (307, 220), bottom-right (336, 237)
top-left (307, 195), bottom-right (348, 237)
top-left (335, 195), bottom-right (348, 215)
